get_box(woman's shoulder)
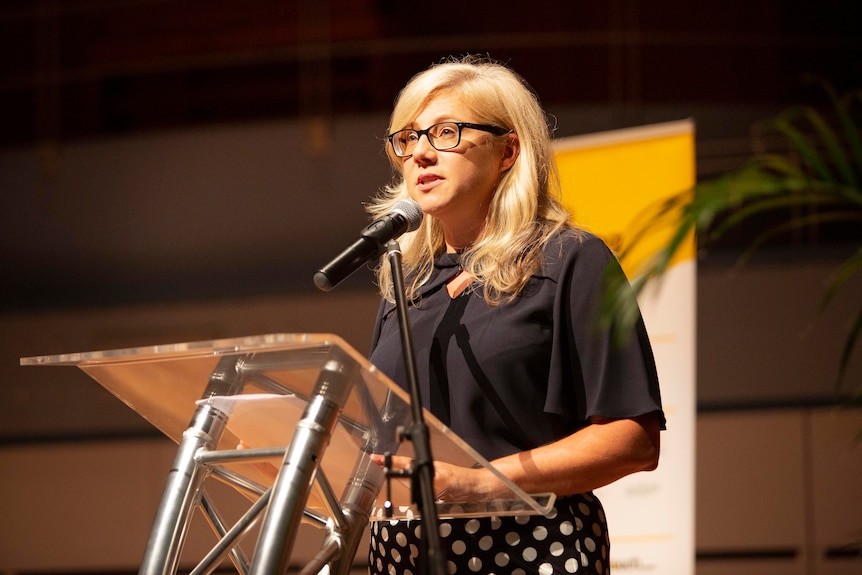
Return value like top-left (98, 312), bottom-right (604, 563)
top-left (542, 226), bottom-right (615, 269)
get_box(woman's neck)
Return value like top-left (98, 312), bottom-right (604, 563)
top-left (443, 223), bottom-right (483, 254)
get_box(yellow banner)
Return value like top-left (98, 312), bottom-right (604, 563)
top-left (554, 119), bottom-right (696, 278)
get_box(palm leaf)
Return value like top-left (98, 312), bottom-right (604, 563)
top-left (773, 110), bottom-right (835, 182)
top-left (605, 85), bottom-right (862, 391)
top-left (820, 81), bottom-right (862, 189)
top-left (800, 106), bottom-right (858, 187)
top-left (837, 308), bottom-right (862, 391)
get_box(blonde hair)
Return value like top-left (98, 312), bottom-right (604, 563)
top-left (370, 55), bottom-right (574, 304)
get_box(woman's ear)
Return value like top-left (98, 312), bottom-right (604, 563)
top-left (499, 132), bottom-right (520, 172)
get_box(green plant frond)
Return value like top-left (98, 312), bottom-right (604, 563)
top-left (820, 246), bottom-right (862, 311)
top-left (599, 263), bottom-right (647, 343)
top-left (614, 189), bottom-right (697, 263)
top-left (709, 165), bottom-right (803, 200)
top-left (710, 192), bottom-right (855, 239)
top-left (733, 210), bottom-right (862, 264)
top-left (836, 306), bottom-right (862, 389)
top-left (598, 86), bottom-right (862, 374)
top-left (624, 192), bottom-right (691, 236)
top-left (803, 180), bottom-right (862, 204)
top-left (624, 241), bottom-right (677, 284)
top-left (755, 153), bottom-right (807, 179)
top-left (833, 89), bottom-right (862, 181)
top-left (773, 110), bottom-right (835, 182)
top-left (801, 106), bottom-right (859, 188)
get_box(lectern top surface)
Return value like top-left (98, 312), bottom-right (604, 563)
top-left (20, 332), bottom-right (355, 367)
top-left (20, 332), bottom-right (554, 519)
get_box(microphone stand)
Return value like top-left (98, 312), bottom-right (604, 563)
top-left (385, 239), bottom-right (446, 575)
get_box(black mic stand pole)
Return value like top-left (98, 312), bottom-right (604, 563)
top-left (385, 239), bottom-right (446, 575)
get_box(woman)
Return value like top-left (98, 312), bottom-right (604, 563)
top-left (367, 56), bottom-right (664, 575)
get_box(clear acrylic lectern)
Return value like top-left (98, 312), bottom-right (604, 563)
top-left (21, 333), bottom-right (554, 575)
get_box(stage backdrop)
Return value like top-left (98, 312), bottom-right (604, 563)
top-left (553, 119), bottom-right (697, 574)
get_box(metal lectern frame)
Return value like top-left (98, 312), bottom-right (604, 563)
top-left (21, 333), bottom-right (555, 575)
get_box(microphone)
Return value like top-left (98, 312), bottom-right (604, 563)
top-left (313, 199), bottom-right (424, 291)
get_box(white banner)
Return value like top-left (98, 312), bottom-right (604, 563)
top-left (554, 120), bottom-right (697, 574)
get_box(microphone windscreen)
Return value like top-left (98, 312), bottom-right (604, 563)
top-left (391, 199), bottom-right (424, 232)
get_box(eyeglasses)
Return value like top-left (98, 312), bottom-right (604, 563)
top-left (387, 121), bottom-right (510, 158)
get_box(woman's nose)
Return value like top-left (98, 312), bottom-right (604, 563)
top-left (411, 132), bottom-right (437, 162)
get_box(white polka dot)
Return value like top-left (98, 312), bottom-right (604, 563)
top-left (515, 514), bottom-right (530, 525)
top-left (380, 526), bottom-right (390, 542)
top-left (410, 544), bottom-right (419, 559)
top-left (490, 516), bottom-right (502, 530)
top-left (439, 522), bottom-right (452, 538)
top-left (513, 569), bottom-right (527, 575)
top-left (467, 557), bottom-right (483, 572)
top-left (538, 563), bottom-right (554, 575)
top-left (578, 502), bottom-right (590, 515)
top-left (451, 540), bottom-right (467, 555)
top-left (549, 541), bottom-right (565, 556)
top-left (596, 559), bottom-right (604, 574)
top-left (585, 537), bottom-right (597, 552)
top-left (575, 517), bottom-right (584, 531)
top-left (522, 547), bottom-right (537, 562)
top-left (465, 519), bottom-right (481, 534)
top-left (565, 557), bottom-right (579, 573)
top-left (495, 552), bottom-right (510, 567)
top-left (396, 532), bottom-right (407, 547)
top-left (532, 525), bottom-right (548, 541)
top-left (592, 522), bottom-right (602, 537)
top-left (505, 531), bottom-right (521, 546)
top-left (446, 560), bottom-right (457, 575)
top-left (560, 521), bottom-right (574, 536)
top-left (478, 535), bottom-right (494, 551)
top-left (581, 552), bottom-right (589, 567)
top-left (390, 548), bottom-right (402, 563)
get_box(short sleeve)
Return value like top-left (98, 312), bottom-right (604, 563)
top-left (544, 232), bottom-right (665, 428)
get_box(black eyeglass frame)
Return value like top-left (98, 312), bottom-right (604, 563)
top-left (387, 121), bottom-right (511, 157)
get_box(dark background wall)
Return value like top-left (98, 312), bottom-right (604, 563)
top-left (2, 0), bottom-right (860, 311)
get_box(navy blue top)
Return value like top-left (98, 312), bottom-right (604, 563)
top-left (369, 229), bottom-right (664, 461)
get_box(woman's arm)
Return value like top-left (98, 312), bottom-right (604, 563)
top-left (466, 411), bottom-right (661, 499)
top-left (379, 411), bottom-right (662, 502)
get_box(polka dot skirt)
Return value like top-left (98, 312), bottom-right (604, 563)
top-left (369, 493), bottom-right (610, 575)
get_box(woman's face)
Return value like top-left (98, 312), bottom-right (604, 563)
top-left (397, 94), bottom-right (518, 246)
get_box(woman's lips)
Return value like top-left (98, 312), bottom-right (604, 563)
top-left (416, 173), bottom-right (442, 192)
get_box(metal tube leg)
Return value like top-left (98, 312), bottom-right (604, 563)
top-left (327, 450), bottom-right (386, 575)
top-left (139, 355), bottom-right (245, 575)
top-left (139, 404), bottom-right (229, 575)
top-left (248, 394), bottom-right (341, 575)
top-left (249, 351), bottom-right (356, 575)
